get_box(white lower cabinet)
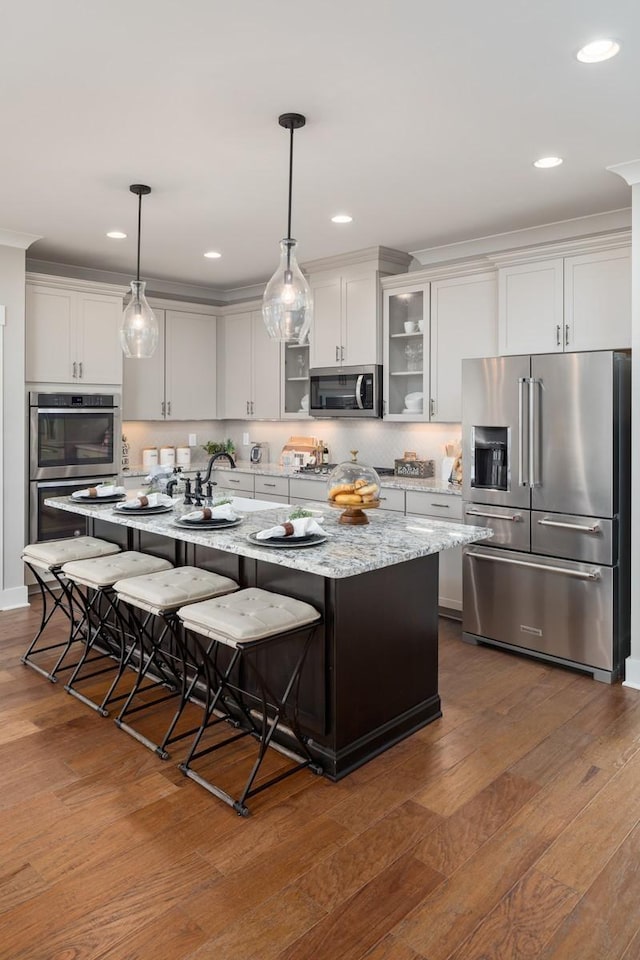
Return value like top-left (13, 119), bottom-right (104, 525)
top-left (406, 491), bottom-right (463, 613)
top-left (378, 488), bottom-right (405, 513)
top-left (254, 475), bottom-right (289, 500)
top-left (209, 470), bottom-right (255, 497)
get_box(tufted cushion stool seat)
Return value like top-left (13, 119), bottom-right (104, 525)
top-left (60, 552), bottom-right (173, 715)
top-left (111, 567), bottom-right (238, 758)
top-left (21, 536), bottom-right (121, 682)
top-left (177, 587), bottom-right (322, 816)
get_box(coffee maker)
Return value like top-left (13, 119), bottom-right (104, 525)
top-left (250, 442), bottom-right (268, 464)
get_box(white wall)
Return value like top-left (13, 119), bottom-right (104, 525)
top-left (0, 241), bottom-right (30, 609)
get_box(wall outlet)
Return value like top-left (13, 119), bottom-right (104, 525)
top-left (242, 432), bottom-right (250, 446)
top-left (188, 433), bottom-right (197, 446)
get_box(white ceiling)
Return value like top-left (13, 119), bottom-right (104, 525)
top-left (3, 0), bottom-right (640, 293)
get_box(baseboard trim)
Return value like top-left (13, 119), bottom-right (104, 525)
top-left (0, 585), bottom-right (29, 611)
top-left (623, 656), bottom-right (640, 690)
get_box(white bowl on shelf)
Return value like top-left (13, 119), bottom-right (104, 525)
top-left (404, 391), bottom-right (423, 412)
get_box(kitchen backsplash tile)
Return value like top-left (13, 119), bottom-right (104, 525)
top-left (123, 417), bottom-right (461, 472)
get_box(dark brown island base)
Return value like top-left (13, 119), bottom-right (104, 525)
top-left (45, 496), bottom-right (490, 779)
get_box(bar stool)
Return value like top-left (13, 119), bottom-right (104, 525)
top-left (177, 587), bottom-right (323, 816)
top-left (21, 536), bottom-right (121, 682)
top-left (60, 551), bottom-right (173, 716)
top-left (111, 566), bottom-right (239, 758)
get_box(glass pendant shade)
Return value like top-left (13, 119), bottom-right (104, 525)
top-left (120, 281), bottom-right (159, 359)
top-left (262, 239), bottom-right (312, 344)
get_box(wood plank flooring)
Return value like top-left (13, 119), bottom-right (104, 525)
top-left (2, 600), bottom-right (640, 960)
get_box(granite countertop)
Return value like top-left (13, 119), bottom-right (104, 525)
top-left (121, 461), bottom-right (462, 497)
top-left (46, 496), bottom-right (489, 580)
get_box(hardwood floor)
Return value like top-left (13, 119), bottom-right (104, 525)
top-left (2, 600), bottom-right (640, 960)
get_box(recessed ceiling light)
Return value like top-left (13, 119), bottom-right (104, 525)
top-left (106, 231), bottom-right (127, 239)
top-left (331, 214), bottom-right (353, 224)
top-left (576, 39), bottom-right (620, 63)
top-left (204, 250), bottom-right (222, 259)
top-left (533, 156), bottom-right (564, 169)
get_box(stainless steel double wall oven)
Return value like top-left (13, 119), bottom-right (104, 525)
top-left (29, 392), bottom-right (121, 542)
top-left (462, 351), bottom-right (630, 683)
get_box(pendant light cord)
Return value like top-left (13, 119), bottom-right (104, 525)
top-left (286, 124), bottom-right (294, 271)
top-left (136, 191), bottom-right (142, 284)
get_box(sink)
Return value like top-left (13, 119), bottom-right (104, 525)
top-left (230, 496), bottom-right (288, 513)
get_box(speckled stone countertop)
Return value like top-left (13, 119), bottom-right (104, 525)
top-left (121, 461), bottom-right (462, 497)
top-left (46, 496), bottom-right (489, 580)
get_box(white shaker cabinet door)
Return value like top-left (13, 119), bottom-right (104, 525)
top-left (122, 310), bottom-right (166, 420)
top-left (564, 247), bottom-right (631, 351)
top-left (76, 293), bottom-right (123, 385)
top-left (309, 276), bottom-right (342, 367)
top-left (165, 310), bottom-right (217, 419)
top-left (498, 259), bottom-right (564, 355)
top-left (26, 286), bottom-right (76, 383)
top-left (220, 312), bottom-right (252, 418)
top-left (430, 272), bottom-right (498, 423)
top-left (251, 311), bottom-right (281, 419)
top-left (342, 273), bottom-right (379, 365)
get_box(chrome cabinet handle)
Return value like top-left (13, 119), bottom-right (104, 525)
top-left (335, 345), bottom-right (339, 362)
top-left (263, 482), bottom-right (276, 488)
top-left (565, 324), bottom-right (570, 347)
top-left (466, 508), bottom-right (523, 522)
top-left (469, 551), bottom-right (601, 581)
top-left (246, 400), bottom-right (249, 415)
top-left (161, 400), bottom-right (165, 416)
top-left (167, 400), bottom-right (171, 416)
top-left (251, 401), bottom-right (255, 414)
top-left (429, 502), bottom-right (450, 509)
top-left (78, 361), bottom-right (83, 379)
top-left (556, 324), bottom-right (561, 347)
top-left (72, 361), bottom-right (77, 379)
top-left (430, 399), bottom-right (435, 417)
top-left (228, 477), bottom-right (240, 483)
top-left (341, 345), bottom-right (345, 362)
top-left (538, 518), bottom-right (601, 534)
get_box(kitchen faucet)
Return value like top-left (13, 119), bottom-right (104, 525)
top-left (192, 451), bottom-right (237, 504)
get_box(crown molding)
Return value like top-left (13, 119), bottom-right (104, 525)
top-left (26, 271), bottom-right (128, 297)
top-left (0, 229), bottom-right (41, 250)
top-left (490, 230), bottom-right (631, 267)
top-left (302, 245), bottom-right (413, 275)
top-left (410, 208), bottom-right (631, 267)
top-left (608, 160), bottom-right (640, 187)
top-left (382, 257), bottom-right (495, 287)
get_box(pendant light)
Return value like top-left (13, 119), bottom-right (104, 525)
top-left (120, 184), bottom-right (159, 359)
top-left (262, 113), bottom-right (313, 345)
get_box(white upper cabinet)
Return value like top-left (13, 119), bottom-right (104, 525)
top-left (498, 244), bottom-right (631, 355)
top-left (218, 309), bottom-right (280, 419)
top-left (165, 310), bottom-right (217, 419)
top-left (430, 272), bottom-right (498, 422)
top-left (498, 259), bottom-right (564, 355)
top-left (383, 282), bottom-right (430, 421)
top-left (26, 282), bottom-right (123, 385)
top-left (563, 248), bottom-right (631, 351)
top-left (305, 249), bottom-right (411, 370)
top-left (123, 305), bottom-right (217, 420)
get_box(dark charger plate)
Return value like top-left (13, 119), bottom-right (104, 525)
top-left (246, 532), bottom-right (327, 549)
top-left (113, 504), bottom-right (174, 516)
top-left (72, 493), bottom-right (126, 504)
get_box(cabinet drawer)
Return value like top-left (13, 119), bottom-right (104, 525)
top-left (255, 475), bottom-right (289, 498)
top-left (211, 470), bottom-right (254, 494)
top-left (405, 490), bottom-right (463, 521)
top-left (288, 477), bottom-right (327, 502)
top-left (379, 487), bottom-right (405, 513)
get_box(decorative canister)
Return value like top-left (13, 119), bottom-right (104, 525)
top-left (176, 446), bottom-right (191, 468)
top-left (159, 446), bottom-right (176, 467)
top-left (142, 447), bottom-right (159, 469)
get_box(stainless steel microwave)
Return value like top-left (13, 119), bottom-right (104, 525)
top-left (308, 365), bottom-right (382, 418)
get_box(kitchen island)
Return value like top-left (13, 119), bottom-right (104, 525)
top-left (45, 495), bottom-right (490, 778)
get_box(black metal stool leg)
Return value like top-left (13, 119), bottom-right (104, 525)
top-left (21, 563), bottom-right (81, 682)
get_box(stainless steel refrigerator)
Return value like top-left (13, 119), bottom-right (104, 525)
top-left (461, 351), bottom-right (630, 683)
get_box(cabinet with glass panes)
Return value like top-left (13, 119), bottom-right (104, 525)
top-left (382, 282), bottom-right (430, 420)
top-left (281, 342), bottom-right (310, 418)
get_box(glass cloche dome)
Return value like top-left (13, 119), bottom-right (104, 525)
top-left (327, 451), bottom-right (381, 525)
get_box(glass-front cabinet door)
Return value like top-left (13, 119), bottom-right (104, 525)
top-left (280, 342), bottom-right (310, 418)
top-left (383, 282), bottom-right (430, 420)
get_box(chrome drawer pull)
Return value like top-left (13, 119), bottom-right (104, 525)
top-left (430, 503), bottom-right (449, 509)
top-left (537, 519), bottom-right (601, 534)
top-left (466, 509), bottom-right (522, 522)
top-left (469, 551), bottom-right (601, 581)
top-left (263, 482), bottom-right (276, 488)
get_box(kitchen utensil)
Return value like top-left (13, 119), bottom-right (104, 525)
top-left (404, 321), bottom-right (417, 333)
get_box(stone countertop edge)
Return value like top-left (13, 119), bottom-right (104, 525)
top-left (45, 497), bottom-right (490, 580)
top-left (120, 461), bottom-right (462, 497)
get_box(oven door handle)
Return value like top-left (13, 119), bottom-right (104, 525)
top-left (35, 477), bottom-right (116, 488)
top-left (468, 550), bottom-right (601, 581)
top-left (36, 407), bottom-right (118, 414)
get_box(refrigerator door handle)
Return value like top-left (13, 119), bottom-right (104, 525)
top-left (468, 551), bottom-right (601, 581)
top-left (528, 377), bottom-right (541, 487)
top-left (518, 377), bottom-right (528, 487)
top-left (466, 508), bottom-right (523, 522)
top-left (537, 518), bottom-right (601, 534)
